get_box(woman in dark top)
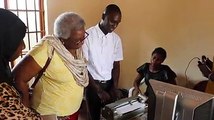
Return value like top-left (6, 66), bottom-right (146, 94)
top-left (0, 8), bottom-right (41, 119)
top-left (137, 63), bottom-right (176, 87)
top-left (134, 47), bottom-right (176, 120)
top-left (133, 47), bottom-right (177, 96)
top-left (133, 47), bottom-right (177, 120)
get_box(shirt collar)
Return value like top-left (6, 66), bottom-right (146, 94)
top-left (95, 24), bottom-right (108, 39)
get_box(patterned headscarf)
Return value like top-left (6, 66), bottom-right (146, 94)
top-left (0, 8), bottom-right (26, 84)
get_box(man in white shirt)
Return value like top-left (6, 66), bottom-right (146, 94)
top-left (82, 4), bottom-right (123, 120)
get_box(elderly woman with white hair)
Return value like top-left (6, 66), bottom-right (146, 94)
top-left (12, 12), bottom-right (89, 120)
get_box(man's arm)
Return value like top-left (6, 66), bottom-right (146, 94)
top-left (111, 61), bottom-right (120, 88)
top-left (110, 61), bottom-right (123, 100)
top-left (88, 72), bottom-right (110, 103)
top-left (88, 72), bottom-right (102, 93)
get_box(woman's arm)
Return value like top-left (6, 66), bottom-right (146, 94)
top-left (133, 74), bottom-right (144, 95)
top-left (165, 65), bottom-right (177, 85)
top-left (12, 55), bottom-right (41, 107)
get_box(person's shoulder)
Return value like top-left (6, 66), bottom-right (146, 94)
top-left (86, 25), bottom-right (97, 32)
top-left (137, 63), bottom-right (149, 70)
top-left (29, 36), bottom-right (49, 54)
top-left (43, 35), bottom-right (55, 40)
top-left (111, 31), bottom-right (120, 38)
top-left (144, 63), bottom-right (150, 66)
top-left (109, 32), bottom-right (121, 44)
top-left (161, 64), bottom-right (176, 74)
top-left (137, 63), bottom-right (149, 73)
top-left (37, 36), bottom-right (50, 47)
top-left (161, 64), bottom-right (172, 69)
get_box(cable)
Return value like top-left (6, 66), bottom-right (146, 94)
top-left (184, 57), bottom-right (200, 87)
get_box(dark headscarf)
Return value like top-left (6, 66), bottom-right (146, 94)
top-left (0, 8), bottom-right (26, 85)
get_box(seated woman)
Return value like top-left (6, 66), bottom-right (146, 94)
top-left (0, 8), bottom-right (41, 119)
top-left (133, 47), bottom-right (177, 96)
top-left (132, 47), bottom-right (177, 120)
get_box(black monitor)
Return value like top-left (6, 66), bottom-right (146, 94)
top-left (148, 79), bottom-right (214, 120)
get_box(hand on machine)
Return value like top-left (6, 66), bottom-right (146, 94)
top-left (138, 94), bottom-right (148, 103)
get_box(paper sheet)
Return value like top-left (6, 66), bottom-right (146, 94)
top-left (116, 101), bottom-right (146, 115)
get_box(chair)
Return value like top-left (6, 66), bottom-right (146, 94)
top-left (128, 78), bottom-right (147, 97)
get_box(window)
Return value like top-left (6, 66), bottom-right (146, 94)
top-left (1, 0), bottom-right (45, 66)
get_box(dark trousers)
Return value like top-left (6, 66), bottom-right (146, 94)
top-left (86, 80), bottom-right (113, 120)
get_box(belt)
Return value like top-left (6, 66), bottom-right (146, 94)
top-left (94, 80), bottom-right (111, 84)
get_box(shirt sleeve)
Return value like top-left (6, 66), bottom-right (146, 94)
top-left (137, 63), bottom-right (148, 75)
top-left (114, 35), bottom-right (123, 61)
top-left (28, 40), bottom-right (49, 68)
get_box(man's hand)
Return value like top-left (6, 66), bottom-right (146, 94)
top-left (97, 89), bottom-right (111, 104)
top-left (109, 87), bottom-right (123, 101)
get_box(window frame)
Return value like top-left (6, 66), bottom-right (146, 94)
top-left (2, 0), bottom-right (45, 67)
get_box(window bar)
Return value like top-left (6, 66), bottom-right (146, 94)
top-left (16, 0), bottom-right (19, 15)
top-left (34, 0), bottom-right (39, 43)
top-left (4, 0), bottom-right (7, 9)
top-left (39, 0), bottom-right (45, 37)
top-left (10, 0), bottom-right (19, 68)
top-left (25, 0), bottom-right (31, 51)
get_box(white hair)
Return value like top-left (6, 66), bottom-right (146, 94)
top-left (54, 12), bottom-right (85, 39)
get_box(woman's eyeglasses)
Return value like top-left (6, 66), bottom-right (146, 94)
top-left (73, 32), bottom-right (89, 44)
top-left (84, 32), bottom-right (89, 40)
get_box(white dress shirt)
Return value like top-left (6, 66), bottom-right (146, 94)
top-left (83, 24), bottom-right (123, 80)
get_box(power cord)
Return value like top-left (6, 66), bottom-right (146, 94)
top-left (184, 57), bottom-right (200, 87)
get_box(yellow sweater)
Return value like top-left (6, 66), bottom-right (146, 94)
top-left (30, 39), bottom-right (83, 116)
